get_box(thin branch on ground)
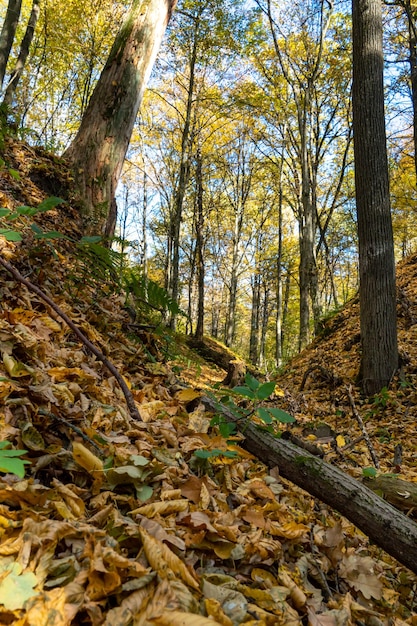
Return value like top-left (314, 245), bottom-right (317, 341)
top-left (0, 254), bottom-right (141, 422)
top-left (346, 384), bottom-right (379, 469)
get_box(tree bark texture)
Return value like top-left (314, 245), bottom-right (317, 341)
top-left (64, 0), bottom-right (176, 238)
top-left (0, 0), bottom-right (22, 89)
top-left (2, 0), bottom-right (40, 107)
top-left (352, 0), bottom-right (398, 396)
top-left (203, 396), bottom-right (417, 575)
top-left (194, 147), bottom-right (205, 341)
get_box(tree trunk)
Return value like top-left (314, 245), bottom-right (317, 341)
top-left (401, 0), bottom-right (417, 186)
top-left (2, 0), bottom-right (40, 108)
top-left (167, 14), bottom-right (199, 329)
top-left (352, 0), bottom-right (398, 396)
top-left (0, 0), bottom-right (22, 89)
top-left (64, 0), bottom-right (176, 238)
top-left (259, 285), bottom-right (269, 369)
top-left (203, 395), bottom-right (417, 575)
top-left (275, 182), bottom-right (284, 368)
top-left (194, 147), bottom-right (205, 341)
top-left (249, 272), bottom-right (261, 365)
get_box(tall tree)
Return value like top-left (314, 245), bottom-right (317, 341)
top-left (352, 0), bottom-right (398, 395)
top-left (0, 0), bottom-right (22, 89)
top-left (2, 0), bottom-right (40, 107)
top-left (64, 0), bottom-right (177, 238)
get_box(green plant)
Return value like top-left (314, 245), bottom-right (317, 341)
top-left (231, 373), bottom-right (296, 427)
top-left (124, 269), bottom-right (184, 319)
top-left (193, 374), bottom-right (296, 462)
top-left (0, 196), bottom-right (65, 242)
top-left (0, 442), bottom-right (30, 478)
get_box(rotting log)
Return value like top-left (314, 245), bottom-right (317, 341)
top-left (203, 395), bottom-right (417, 576)
top-left (222, 359), bottom-right (246, 387)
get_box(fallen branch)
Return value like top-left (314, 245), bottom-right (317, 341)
top-left (0, 255), bottom-right (141, 422)
top-left (203, 394), bottom-right (417, 575)
top-left (346, 384), bottom-right (379, 468)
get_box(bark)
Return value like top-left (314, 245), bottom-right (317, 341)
top-left (400, 0), bottom-right (417, 185)
top-left (222, 359), bottom-right (246, 387)
top-left (64, 0), bottom-right (176, 238)
top-left (167, 11), bottom-right (200, 328)
top-left (2, 0), bottom-right (40, 107)
top-left (275, 173), bottom-right (284, 367)
top-left (352, 0), bottom-right (398, 395)
top-left (194, 147), bottom-right (205, 341)
top-left (258, 285), bottom-right (269, 369)
top-left (249, 272), bottom-right (261, 365)
top-left (0, 0), bottom-right (22, 89)
top-left (203, 395), bottom-right (417, 575)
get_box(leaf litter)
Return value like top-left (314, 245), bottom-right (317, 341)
top-left (0, 139), bottom-right (416, 624)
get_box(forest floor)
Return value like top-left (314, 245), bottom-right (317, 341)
top-left (0, 137), bottom-right (417, 625)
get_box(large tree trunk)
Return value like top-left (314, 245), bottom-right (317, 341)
top-left (352, 0), bottom-right (398, 396)
top-left (203, 395), bottom-right (417, 575)
top-left (64, 0), bottom-right (176, 238)
top-left (0, 0), bottom-right (22, 89)
top-left (2, 0), bottom-right (40, 107)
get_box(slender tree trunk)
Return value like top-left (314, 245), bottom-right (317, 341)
top-left (275, 157), bottom-right (285, 368)
top-left (141, 171), bottom-right (148, 280)
top-left (249, 272), bottom-right (261, 365)
top-left (167, 16), bottom-right (200, 329)
top-left (2, 0), bottom-right (40, 107)
top-left (259, 285), bottom-right (269, 369)
top-left (0, 0), bottom-right (22, 89)
top-left (352, 0), bottom-right (398, 395)
top-left (298, 93), bottom-right (315, 350)
top-left (281, 263), bottom-right (292, 358)
top-left (401, 0), bottom-right (417, 185)
top-left (225, 269), bottom-right (238, 347)
top-left (195, 148), bottom-right (205, 341)
top-left (64, 0), bottom-right (176, 238)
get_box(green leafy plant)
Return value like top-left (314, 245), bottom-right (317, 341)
top-left (0, 442), bottom-right (30, 478)
top-left (0, 196), bottom-right (65, 241)
top-left (231, 373), bottom-right (296, 427)
top-left (124, 269), bottom-right (184, 319)
top-left (194, 448), bottom-right (237, 460)
top-left (362, 466), bottom-right (378, 478)
top-left (194, 374), bottom-right (295, 462)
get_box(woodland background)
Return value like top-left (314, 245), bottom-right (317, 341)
top-left (2, 0), bottom-right (415, 369)
top-left (1, 0), bottom-right (417, 624)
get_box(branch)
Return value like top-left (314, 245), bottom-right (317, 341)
top-left (0, 255), bottom-right (141, 422)
top-left (203, 394), bottom-right (417, 575)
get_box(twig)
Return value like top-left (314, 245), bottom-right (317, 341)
top-left (346, 384), bottom-right (379, 469)
top-left (37, 408), bottom-right (103, 454)
top-left (0, 255), bottom-right (141, 422)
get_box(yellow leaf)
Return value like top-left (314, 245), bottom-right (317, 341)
top-left (72, 441), bottom-right (103, 475)
top-left (138, 400), bottom-right (165, 422)
top-left (2, 353), bottom-right (34, 378)
top-left (274, 385), bottom-right (285, 397)
top-left (175, 389), bottom-right (201, 403)
top-left (336, 434), bottom-right (346, 448)
top-left (150, 610), bottom-right (223, 625)
top-left (205, 598), bottom-right (234, 626)
top-left (131, 499), bottom-right (189, 517)
top-left (139, 527), bottom-right (199, 590)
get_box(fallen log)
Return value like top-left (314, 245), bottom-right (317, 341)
top-left (203, 395), bottom-right (417, 576)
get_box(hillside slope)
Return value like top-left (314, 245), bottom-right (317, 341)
top-left (0, 138), bottom-right (416, 624)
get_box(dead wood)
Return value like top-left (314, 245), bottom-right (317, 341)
top-left (0, 255), bottom-right (141, 422)
top-left (203, 395), bottom-right (417, 575)
top-left (363, 474), bottom-right (417, 515)
top-left (222, 359), bottom-right (246, 387)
